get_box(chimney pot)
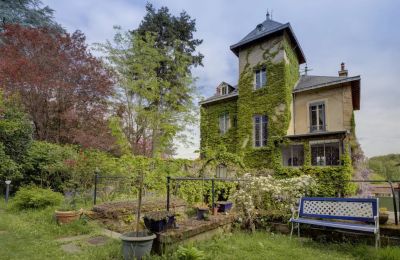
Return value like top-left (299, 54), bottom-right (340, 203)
top-left (338, 62), bottom-right (348, 77)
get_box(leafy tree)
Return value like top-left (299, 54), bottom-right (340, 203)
top-left (369, 154), bottom-right (400, 181)
top-left (0, 92), bottom-right (32, 181)
top-left (0, 24), bottom-right (116, 151)
top-left (99, 28), bottom-right (196, 157)
top-left (0, 0), bottom-right (62, 31)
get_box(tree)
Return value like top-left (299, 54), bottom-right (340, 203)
top-left (99, 28), bottom-right (196, 157)
top-left (0, 0), bottom-right (62, 31)
top-left (0, 24), bottom-right (116, 151)
top-left (0, 91), bottom-right (33, 181)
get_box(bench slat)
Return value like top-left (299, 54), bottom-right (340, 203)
top-left (290, 217), bottom-right (377, 233)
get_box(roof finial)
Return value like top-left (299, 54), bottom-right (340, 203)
top-left (266, 10), bottom-right (270, 20)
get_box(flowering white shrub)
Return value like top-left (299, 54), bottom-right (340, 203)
top-left (232, 174), bottom-right (318, 227)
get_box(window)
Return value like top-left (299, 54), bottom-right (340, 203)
top-left (219, 112), bottom-right (230, 134)
top-left (221, 85), bottom-right (228, 95)
top-left (255, 68), bottom-right (267, 89)
top-left (311, 141), bottom-right (341, 166)
top-left (216, 164), bottom-right (227, 178)
top-left (309, 101), bottom-right (326, 132)
top-left (282, 145), bottom-right (304, 166)
top-left (253, 115), bottom-right (268, 147)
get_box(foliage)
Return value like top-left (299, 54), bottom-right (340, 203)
top-left (0, 0), bottom-right (63, 31)
top-left (0, 24), bottom-right (115, 151)
top-left (13, 186), bottom-right (63, 210)
top-left (21, 141), bottom-right (76, 191)
top-left (232, 174), bottom-right (318, 228)
top-left (174, 245), bottom-right (205, 260)
top-left (136, 3), bottom-right (203, 67)
top-left (99, 8), bottom-right (200, 157)
top-left (369, 154), bottom-right (400, 181)
top-left (0, 92), bottom-right (32, 181)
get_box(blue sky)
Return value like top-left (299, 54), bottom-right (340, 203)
top-left (43, 0), bottom-right (400, 159)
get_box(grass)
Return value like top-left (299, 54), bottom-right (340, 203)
top-left (2, 197), bottom-right (400, 260)
top-left (0, 199), bottom-right (121, 260)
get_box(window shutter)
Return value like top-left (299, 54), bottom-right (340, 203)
top-left (255, 70), bottom-right (260, 89)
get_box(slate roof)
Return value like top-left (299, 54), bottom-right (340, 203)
top-left (294, 75), bottom-right (360, 92)
top-left (199, 87), bottom-right (238, 105)
top-left (230, 18), bottom-right (306, 64)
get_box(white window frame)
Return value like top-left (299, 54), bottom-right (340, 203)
top-left (254, 68), bottom-right (267, 90)
top-left (253, 115), bottom-right (268, 147)
top-left (309, 101), bottom-right (326, 132)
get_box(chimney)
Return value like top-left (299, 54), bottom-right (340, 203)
top-left (338, 62), bottom-right (348, 77)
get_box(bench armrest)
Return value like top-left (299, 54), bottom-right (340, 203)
top-left (290, 205), bottom-right (299, 219)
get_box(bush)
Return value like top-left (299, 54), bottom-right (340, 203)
top-left (13, 186), bottom-right (63, 210)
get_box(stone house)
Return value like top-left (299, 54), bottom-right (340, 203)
top-left (199, 14), bottom-right (360, 171)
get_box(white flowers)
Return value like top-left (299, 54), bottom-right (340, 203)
top-left (232, 174), bottom-right (318, 217)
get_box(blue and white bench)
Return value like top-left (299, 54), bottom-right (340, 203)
top-left (290, 197), bottom-right (380, 248)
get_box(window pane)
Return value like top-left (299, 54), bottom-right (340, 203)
top-left (311, 144), bottom-right (325, 166)
top-left (325, 142), bottom-right (340, 165)
top-left (254, 116), bottom-right (260, 147)
top-left (219, 115), bottom-right (224, 134)
top-left (255, 71), bottom-right (260, 89)
top-left (310, 106), bottom-right (317, 131)
top-left (261, 69), bottom-right (266, 86)
top-left (292, 145), bottom-right (304, 166)
top-left (282, 146), bottom-right (291, 166)
top-left (262, 115), bottom-right (268, 146)
top-left (225, 113), bottom-right (230, 131)
top-left (318, 104), bottom-right (325, 130)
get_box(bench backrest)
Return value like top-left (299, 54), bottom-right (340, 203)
top-left (299, 197), bottom-right (378, 222)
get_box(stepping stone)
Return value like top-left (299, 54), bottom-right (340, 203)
top-left (61, 243), bottom-right (82, 254)
top-left (56, 234), bottom-right (91, 243)
top-left (87, 236), bottom-right (109, 246)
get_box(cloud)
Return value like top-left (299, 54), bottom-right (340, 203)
top-left (43, 0), bottom-right (400, 158)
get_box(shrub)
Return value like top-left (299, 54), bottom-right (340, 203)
top-left (13, 186), bottom-right (63, 210)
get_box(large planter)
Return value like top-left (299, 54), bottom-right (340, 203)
top-left (121, 231), bottom-right (156, 260)
top-left (144, 211), bottom-right (176, 233)
top-left (217, 201), bottom-right (233, 213)
top-left (55, 209), bottom-right (83, 224)
top-left (196, 207), bottom-right (209, 220)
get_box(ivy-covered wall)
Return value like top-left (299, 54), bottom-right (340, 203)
top-left (236, 35), bottom-right (299, 168)
top-left (200, 98), bottom-right (238, 154)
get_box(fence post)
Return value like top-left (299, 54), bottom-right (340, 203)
top-left (93, 171), bottom-right (99, 205)
top-left (5, 180), bottom-right (11, 204)
top-left (389, 181), bottom-right (398, 225)
top-left (167, 176), bottom-right (170, 212)
top-left (212, 179), bottom-right (215, 214)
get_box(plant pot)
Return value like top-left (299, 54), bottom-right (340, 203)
top-left (379, 212), bottom-right (389, 225)
top-left (55, 208), bottom-right (83, 224)
top-left (217, 201), bottom-right (233, 213)
top-left (120, 231), bottom-right (156, 260)
top-left (196, 207), bottom-right (209, 220)
top-left (144, 215), bottom-right (175, 233)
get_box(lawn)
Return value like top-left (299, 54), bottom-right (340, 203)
top-left (1, 198), bottom-right (400, 260)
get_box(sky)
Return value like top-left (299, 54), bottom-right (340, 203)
top-left (42, 0), bottom-right (400, 159)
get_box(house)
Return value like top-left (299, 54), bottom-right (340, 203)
top-left (199, 13), bottom-right (361, 170)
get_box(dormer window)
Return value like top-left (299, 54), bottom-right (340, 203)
top-left (221, 85), bottom-right (228, 95)
top-left (255, 68), bottom-right (267, 90)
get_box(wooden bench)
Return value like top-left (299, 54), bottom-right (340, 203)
top-left (290, 197), bottom-right (380, 248)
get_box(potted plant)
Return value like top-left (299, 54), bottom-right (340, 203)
top-left (120, 166), bottom-right (156, 260)
top-left (195, 203), bottom-right (209, 220)
top-left (55, 185), bottom-right (83, 224)
top-left (144, 210), bottom-right (176, 233)
top-left (379, 207), bottom-right (389, 225)
top-left (216, 201), bottom-right (233, 213)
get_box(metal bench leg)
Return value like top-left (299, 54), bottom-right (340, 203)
top-left (375, 233), bottom-right (380, 249)
top-left (290, 222), bottom-right (294, 238)
top-left (297, 223), bottom-right (300, 237)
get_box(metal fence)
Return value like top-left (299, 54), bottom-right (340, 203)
top-left (93, 173), bottom-right (137, 205)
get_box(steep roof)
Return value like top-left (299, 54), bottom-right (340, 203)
top-left (230, 17), bottom-right (306, 64)
top-left (294, 75), bottom-right (361, 110)
top-left (199, 86), bottom-right (238, 106)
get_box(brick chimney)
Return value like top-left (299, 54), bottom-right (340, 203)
top-left (338, 62), bottom-right (348, 77)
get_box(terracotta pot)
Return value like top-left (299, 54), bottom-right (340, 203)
top-left (55, 208), bottom-right (83, 224)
